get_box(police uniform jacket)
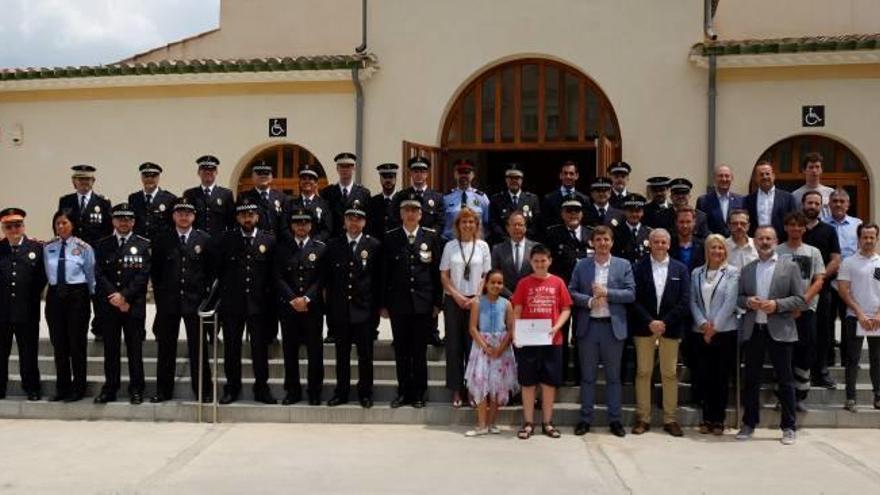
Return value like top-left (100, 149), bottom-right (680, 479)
top-left (217, 230), bottom-right (275, 317)
top-left (150, 229), bottom-right (215, 316)
top-left (0, 238), bottom-right (46, 324)
top-left (381, 227), bottom-right (442, 315)
top-left (183, 185), bottom-right (236, 238)
top-left (611, 222), bottom-right (652, 265)
top-left (488, 189), bottom-right (541, 243)
top-left (642, 200), bottom-right (671, 229)
top-left (609, 189), bottom-right (629, 210)
top-left (390, 187), bottom-right (445, 231)
top-left (240, 188), bottom-right (290, 237)
top-left (324, 234), bottom-right (382, 325)
top-left (541, 188), bottom-right (589, 234)
top-left (545, 224), bottom-right (594, 283)
top-left (582, 203), bottom-right (626, 229)
top-left (94, 234), bottom-right (151, 320)
top-left (320, 183), bottom-right (372, 239)
top-left (58, 192), bottom-right (112, 245)
top-left (285, 195), bottom-right (333, 242)
top-left (273, 237), bottom-right (326, 316)
top-left (129, 189), bottom-right (176, 240)
top-left (366, 193), bottom-right (395, 240)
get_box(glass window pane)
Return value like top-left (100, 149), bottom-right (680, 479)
top-left (798, 138), bottom-right (812, 174)
top-left (500, 67), bottom-right (515, 143)
top-left (816, 139), bottom-right (835, 170)
top-left (544, 65), bottom-right (560, 140)
top-left (462, 89), bottom-right (476, 144)
top-left (520, 64), bottom-right (538, 142)
top-left (843, 151), bottom-right (862, 172)
top-left (447, 110), bottom-right (461, 144)
top-left (283, 146), bottom-right (294, 178)
top-left (481, 75), bottom-right (496, 143)
top-left (778, 140), bottom-right (792, 174)
top-left (603, 110), bottom-right (617, 139)
top-left (564, 72), bottom-right (579, 141)
top-left (584, 88), bottom-right (599, 139)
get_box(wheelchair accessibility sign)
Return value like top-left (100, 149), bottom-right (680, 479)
top-left (802, 106), bottom-right (824, 127)
top-left (268, 118), bottom-right (287, 137)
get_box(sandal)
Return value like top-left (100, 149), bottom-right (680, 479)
top-left (542, 423), bottom-right (561, 439)
top-left (517, 422), bottom-right (534, 440)
top-left (452, 399), bottom-right (463, 409)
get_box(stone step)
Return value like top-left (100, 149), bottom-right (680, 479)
top-left (0, 398), bottom-right (878, 428)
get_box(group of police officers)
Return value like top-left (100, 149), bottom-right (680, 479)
top-left (1, 150), bottom-right (833, 409)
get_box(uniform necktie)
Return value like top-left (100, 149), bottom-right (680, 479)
top-left (513, 242), bottom-right (521, 271)
top-left (203, 187), bottom-right (211, 198)
top-left (632, 226), bottom-right (638, 238)
top-left (11, 244), bottom-right (19, 256)
top-left (460, 190), bottom-right (467, 207)
top-left (598, 207), bottom-right (606, 223)
top-left (179, 235), bottom-right (187, 247)
top-left (569, 229), bottom-right (578, 241)
top-left (303, 198), bottom-right (310, 208)
top-left (245, 236), bottom-right (253, 247)
top-left (342, 188), bottom-right (349, 202)
top-left (565, 188), bottom-right (573, 199)
top-left (80, 195), bottom-right (86, 212)
top-left (261, 191), bottom-right (269, 202)
top-left (408, 234), bottom-right (416, 245)
top-left (349, 240), bottom-right (357, 256)
top-left (145, 193), bottom-right (153, 207)
top-left (57, 239), bottom-right (67, 287)
top-left (297, 240), bottom-right (303, 250)
top-left (511, 194), bottom-right (519, 207)
top-left (118, 237), bottom-right (126, 249)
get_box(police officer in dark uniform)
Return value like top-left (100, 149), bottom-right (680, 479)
top-left (382, 194), bottom-right (442, 408)
top-left (287, 165), bottom-right (333, 242)
top-left (274, 207), bottom-right (327, 405)
top-left (321, 152), bottom-right (372, 239)
top-left (150, 198), bottom-right (216, 403)
top-left (545, 199), bottom-right (594, 383)
top-left (655, 178), bottom-right (710, 239)
top-left (390, 156), bottom-right (445, 232)
top-left (608, 161), bottom-right (632, 209)
top-left (642, 176), bottom-right (672, 229)
top-left (612, 193), bottom-right (652, 265)
top-left (325, 202), bottom-right (382, 408)
top-left (58, 164), bottom-right (113, 246)
top-left (489, 163), bottom-right (541, 244)
top-left (583, 177), bottom-right (625, 228)
top-left (129, 162), bottom-right (176, 241)
top-left (217, 198), bottom-right (277, 405)
top-left (93, 204), bottom-right (150, 404)
top-left (240, 161), bottom-right (290, 237)
top-left (0, 208), bottom-right (47, 400)
top-left (183, 155), bottom-right (236, 239)
top-left (541, 160), bottom-right (589, 235)
top-left (366, 163), bottom-right (399, 240)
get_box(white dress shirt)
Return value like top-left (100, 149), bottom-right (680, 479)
top-left (755, 253), bottom-right (777, 324)
top-left (651, 255), bottom-right (670, 313)
top-left (725, 236), bottom-right (758, 270)
top-left (716, 190), bottom-right (731, 221)
top-left (590, 257), bottom-right (612, 318)
top-left (756, 187), bottom-right (775, 227)
top-left (440, 239), bottom-right (492, 297)
top-left (176, 227), bottom-right (193, 244)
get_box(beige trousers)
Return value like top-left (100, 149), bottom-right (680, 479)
top-left (634, 335), bottom-right (680, 424)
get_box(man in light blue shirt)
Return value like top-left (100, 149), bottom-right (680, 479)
top-left (823, 188), bottom-right (862, 369)
top-left (442, 159), bottom-right (489, 240)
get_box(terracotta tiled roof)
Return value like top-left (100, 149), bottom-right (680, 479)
top-left (694, 33), bottom-right (880, 57)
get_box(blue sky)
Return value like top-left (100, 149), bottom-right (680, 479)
top-left (0, 0), bottom-right (220, 68)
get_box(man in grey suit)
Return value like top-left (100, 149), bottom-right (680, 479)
top-left (491, 211), bottom-right (536, 298)
top-left (737, 225), bottom-right (806, 445)
top-left (568, 225), bottom-right (636, 437)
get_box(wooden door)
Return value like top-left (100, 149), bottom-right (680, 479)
top-left (402, 141), bottom-right (444, 189)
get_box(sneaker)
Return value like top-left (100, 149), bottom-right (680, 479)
top-left (465, 427), bottom-right (489, 437)
top-left (844, 399), bottom-right (858, 413)
top-left (735, 425), bottom-right (755, 441)
top-left (796, 401), bottom-right (809, 413)
top-left (781, 429), bottom-right (796, 445)
top-left (488, 425), bottom-right (501, 435)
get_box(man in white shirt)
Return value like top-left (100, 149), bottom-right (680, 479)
top-left (792, 152), bottom-right (835, 218)
top-left (837, 223), bottom-right (880, 412)
top-left (744, 161), bottom-right (797, 239)
top-left (725, 209), bottom-right (758, 269)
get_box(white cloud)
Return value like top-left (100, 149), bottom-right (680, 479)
top-left (0, 0), bottom-right (220, 68)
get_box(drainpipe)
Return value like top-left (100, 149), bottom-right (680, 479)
top-left (705, 0), bottom-right (718, 193)
top-left (352, 0), bottom-right (368, 184)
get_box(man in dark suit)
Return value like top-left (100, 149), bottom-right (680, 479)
top-left (0, 208), bottom-right (47, 401)
top-left (541, 160), bottom-right (589, 234)
top-left (239, 161), bottom-right (290, 237)
top-left (287, 166), bottom-right (333, 242)
top-left (366, 163), bottom-right (399, 240)
top-left (324, 204), bottom-right (382, 408)
top-left (93, 204), bottom-right (150, 405)
top-left (381, 195), bottom-right (443, 408)
top-left (696, 165), bottom-right (744, 237)
top-left (583, 177), bottom-right (625, 228)
top-left (128, 162), bottom-right (176, 241)
top-left (149, 198), bottom-right (215, 403)
top-left (669, 207), bottom-right (706, 272)
top-left (217, 198), bottom-right (277, 405)
top-left (736, 225), bottom-right (805, 445)
top-left (743, 160), bottom-right (798, 239)
top-left (655, 178), bottom-right (710, 239)
top-left (58, 164), bottom-right (113, 246)
top-left (390, 156), bottom-right (445, 232)
top-left (182, 155), bottom-right (236, 239)
top-left (321, 152), bottom-right (372, 239)
top-left (488, 164), bottom-right (541, 244)
top-left (612, 193), bottom-right (652, 265)
top-left (490, 211), bottom-right (536, 298)
top-left (630, 228), bottom-right (691, 437)
top-left (642, 176), bottom-right (671, 229)
top-left (608, 161), bottom-right (632, 209)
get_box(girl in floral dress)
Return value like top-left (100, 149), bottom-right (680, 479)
top-left (463, 270), bottom-right (518, 436)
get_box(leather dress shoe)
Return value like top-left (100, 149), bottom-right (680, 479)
top-left (390, 395), bottom-right (409, 408)
top-left (93, 392), bottom-right (116, 404)
top-left (150, 394), bottom-right (169, 404)
top-left (129, 392), bottom-right (143, 405)
top-left (282, 392), bottom-right (302, 405)
top-left (26, 392), bottom-right (41, 401)
top-left (308, 394), bottom-right (321, 406)
top-left (429, 335), bottom-right (445, 348)
top-left (327, 395), bottom-right (348, 407)
top-left (412, 398), bottom-right (426, 408)
top-left (663, 422), bottom-right (684, 437)
top-left (200, 393), bottom-right (214, 404)
top-left (812, 375), bottom-right (837, 389)
top-left (64, 390), bottom-right (86, 403)
top-left (254, 391), bottom-right (278, 405)
top-left (609, 421), bottom-right (626, 438)
top-left (359, 396), bottom-right (373, 408)
top-left (631, 421), bottom-right (650, 435)
top-left (0, 390), bottom-right (5, 399)
top-left (219, 392), bottom-right (238, 405)
top-left (574, 422), bottom-right (591, 436)
top-left (323, 336), bottom-right (337, 344)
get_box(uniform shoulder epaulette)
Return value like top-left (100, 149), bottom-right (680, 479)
top-left (422, 227), bottom-right (436, 233)
top-left (194, 228), bottom-right (209, 236)
top-left (386, 227), bottom-right (402, 234)
top-left (313, 239), bottom-right (326, 246)
top-left (135, 235), bottom-right (150, 243)
top-left (73, 237), bottom-right (89, 248)
top-left (475, 189), bottom-right (485, 196)
top-left (545, 223), bottom-right (564, 231)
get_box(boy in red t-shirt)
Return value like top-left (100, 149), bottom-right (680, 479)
top-left (511, 244), bottom-right (572, 439)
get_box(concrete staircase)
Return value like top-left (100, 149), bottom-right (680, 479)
top-left (2, 338), bottom-right (879, 427)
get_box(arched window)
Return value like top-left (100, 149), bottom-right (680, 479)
top-left (237, 144), bottom-right (327, 196)
top-left (755, 134), bottom-right (870, 220)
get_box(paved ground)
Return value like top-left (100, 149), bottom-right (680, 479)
top-left (0, 421), bottom-right (879, 494)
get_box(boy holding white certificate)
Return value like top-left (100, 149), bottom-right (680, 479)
top-left (511, 244), bottom-right (572, 439)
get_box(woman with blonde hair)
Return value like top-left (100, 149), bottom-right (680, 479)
top-left (689, 233), bottom-right (740, 435)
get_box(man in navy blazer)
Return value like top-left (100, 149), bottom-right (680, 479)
top-left (743, 161), bottom-right (797, 239)
top-left (569, 226), bottom-right (636, 437)
top-left (696, 165), bottom-right (744, 237)
top-left (630, 228), bottom-right (691, 437)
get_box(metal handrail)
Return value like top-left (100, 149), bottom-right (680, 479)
top-left (197, 280), bottom-right (221, 423)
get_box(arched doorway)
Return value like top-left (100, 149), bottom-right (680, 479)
top-left (754, 134), bottom-right (870, 220)
top-left (236, 143), bottom-right (328, 196)
top-left (404, 58), bottom-right (621, 196)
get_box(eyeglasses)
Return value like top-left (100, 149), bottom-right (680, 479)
top-left (2, 223), bottom-right (23, 230)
